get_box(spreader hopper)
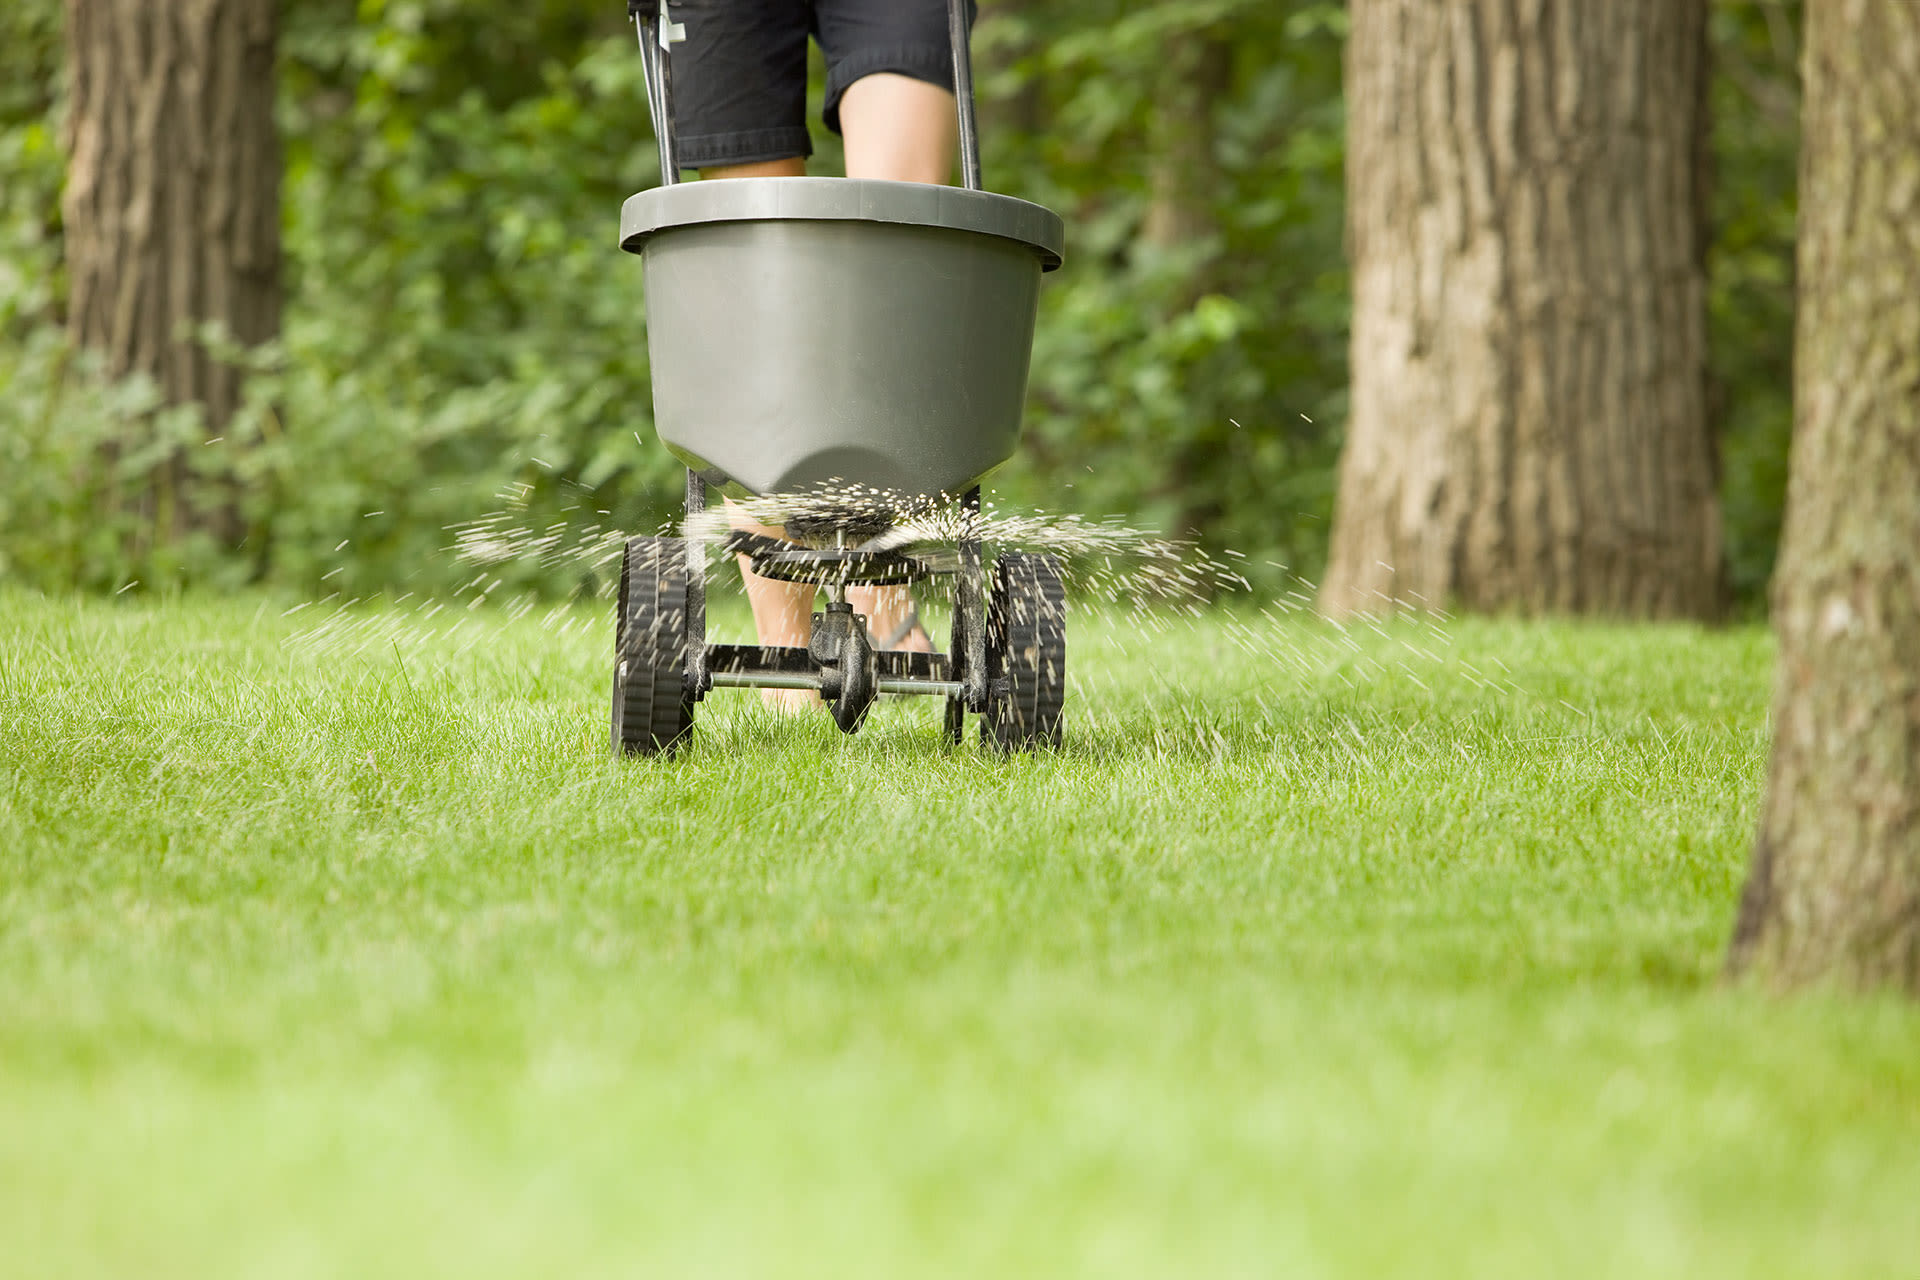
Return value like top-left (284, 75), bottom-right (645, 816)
top-left (620, 177), bottom-right (1064, 499)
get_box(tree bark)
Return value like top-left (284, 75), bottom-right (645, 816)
top-left (1727, 0), bottom-right (1920, 994)
top-left (1141, 33), bottom-right (1232, 254)
top-left (1322, 0), bottom-right (1721, 618)
top-left (1141, 28), bottom-right (1233, 541)
top-left (62, 0), bottom-right (280, 541)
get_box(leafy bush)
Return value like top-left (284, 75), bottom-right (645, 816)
top-left (0, 0), bottom-right (1801, 606)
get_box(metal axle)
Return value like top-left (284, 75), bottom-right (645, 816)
top-left (708, 671), bottom-right (963, 697)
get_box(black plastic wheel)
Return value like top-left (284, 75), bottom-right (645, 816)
top-left (611, 535), bottom-right (694, 756)
top-left (943, 590), bottom-right (969, 745)
top-left (984, 552), bottom-right (1066, 751)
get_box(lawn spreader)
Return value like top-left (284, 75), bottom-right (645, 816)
top-left (612, 0), bottom-right (1068, 755)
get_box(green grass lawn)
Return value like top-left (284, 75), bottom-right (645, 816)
top-left (3, 587), bottom-right (1917, 1277)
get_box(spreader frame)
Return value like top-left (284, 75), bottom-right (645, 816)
top-left (677, 470), bottom-right (986, 736)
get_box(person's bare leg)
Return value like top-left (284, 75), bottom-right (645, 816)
top-left (836, 73), bottom-right (956, 650)
top-left (838, 73), bottom-right (957, 185)
top-left (701, 157), bottom-right (806, 180)
top-left (724, 502), bottom-right (822, 710)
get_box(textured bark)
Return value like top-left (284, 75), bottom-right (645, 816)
top-left (62, 0), bottom-right (280, 538)
top-left (1727, 1), bottom-right (1920, 994)
top-left (1322, 0), bottom-right (1721, 618)
top-left (1142, 33), bottom-right (1232, 253)
top-left (1142, 30), bottom-right (1233, 540)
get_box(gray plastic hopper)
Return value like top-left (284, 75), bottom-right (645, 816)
top-left (620, 177), bottom-right (1065, 499)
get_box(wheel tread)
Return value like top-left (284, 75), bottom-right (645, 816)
top-left (613, 535), bottom-right (694, 755)
top-left (985, 552), bottom-right (1067, 751)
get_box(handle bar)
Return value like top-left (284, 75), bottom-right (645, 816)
top-left (626, 0), bottom-right (982, 191)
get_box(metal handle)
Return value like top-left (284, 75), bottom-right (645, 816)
top-left (630, 0), bottom-right (979, 192)
top-left (946, 0), bottom-right (981, 190)
top-left (629, 0), bottom-right (681, 186)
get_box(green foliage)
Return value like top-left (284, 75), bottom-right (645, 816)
top-left (0, 0), bottom-right (62, 328)
top-left (265, 0), bottom-right (679, 595)
top-left (985, 0), bottom-right (1349, 588)
top-left (0, 0), bottom-right (1803, 604)
top-left (0, 331), bottom-right (218, 589)
top-left (4, 0), bottom-right (679, 596)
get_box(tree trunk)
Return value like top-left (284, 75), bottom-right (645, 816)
top-left (1142, 29), bottom-right (1233, 540)
top-left (62, 0), bottom-right (280, 542)
top-left (1321, 0), bottom-right (1721, 618)
top-left (1726, 0), bottom-right (1920, 994)
top-left (1141, 33), bottom-right (1231, 254)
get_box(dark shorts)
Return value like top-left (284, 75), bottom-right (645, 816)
top-left (666, 0), bottom-right (973, 169)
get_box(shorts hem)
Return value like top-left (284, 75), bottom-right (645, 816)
top-left (675, 127), bottom-right (814, 170)
top-left (823, 43), bottom-right (955, 134)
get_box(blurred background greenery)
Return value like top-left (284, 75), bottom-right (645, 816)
top-left (0, 0), bottom-right (1798, 605)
